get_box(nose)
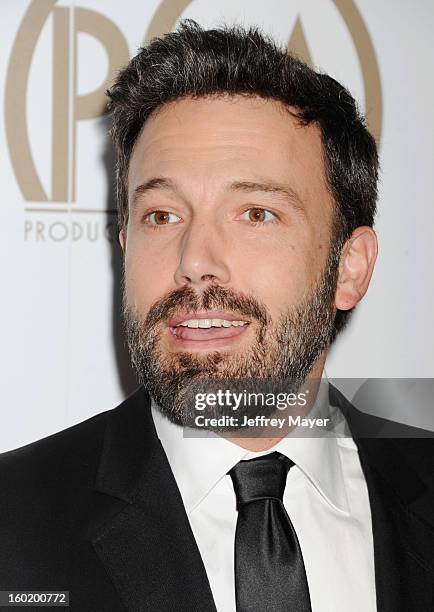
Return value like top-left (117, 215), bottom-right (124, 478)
top-left (174, 220), bottom-right (231, 288)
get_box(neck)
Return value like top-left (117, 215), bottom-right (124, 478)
top-left (219, 353), bottom-right (327, 451)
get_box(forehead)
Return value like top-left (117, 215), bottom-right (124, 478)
top-left (128, 94), bottom-right (330, 214)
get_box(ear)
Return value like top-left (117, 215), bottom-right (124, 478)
top-left (334, 226), bottom-right (378, 311)
top-left (119, 229), bottom-right (126, 251)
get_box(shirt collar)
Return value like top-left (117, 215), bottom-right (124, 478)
top-left (151, 372), bottom-right (350, 516)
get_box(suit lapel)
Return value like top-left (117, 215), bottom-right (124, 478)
top-left (330, 384), bottom-right (434, 611)
top-left (89, 387), bottom-right (217, 612)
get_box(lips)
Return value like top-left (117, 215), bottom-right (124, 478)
top-left (167, 310), bottom-right (249, 328)
top-left (172, 324), bottom-right (248, 341)
top-left (167, 310), bottom-right (251, 346)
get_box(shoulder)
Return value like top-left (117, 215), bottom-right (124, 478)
top-left (0, 387), bottom-right (144, 499)
top-left (330, 382), bottom-right (434, 438)
top-left (0, 387), bottom-right (147, 587)
top-left (0, 410), bottom-right (106, 502)
top-left (330, 383), bottom-right (434, 488)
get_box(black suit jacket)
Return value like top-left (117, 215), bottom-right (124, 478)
top-left (0, 385), bottom-right (433, 611)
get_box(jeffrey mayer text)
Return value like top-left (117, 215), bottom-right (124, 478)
top-left (194, 414), bottom-right (330, 429)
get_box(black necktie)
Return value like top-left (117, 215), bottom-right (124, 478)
top-left (228, 452), bottom-right (312, 612)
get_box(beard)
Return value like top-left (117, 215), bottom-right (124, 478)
top-left (122, 245), bottom-right (340, 430)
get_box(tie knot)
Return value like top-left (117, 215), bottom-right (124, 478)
top-left (228, 452), bottom-right (294, 508)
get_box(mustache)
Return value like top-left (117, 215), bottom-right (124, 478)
top-left (136, 284), bottom-right (271, 329)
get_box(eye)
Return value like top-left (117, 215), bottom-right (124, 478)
top-left (144, 210), bottom-right (181, 226)
top-left (241, 208), bottom-right (277, 224)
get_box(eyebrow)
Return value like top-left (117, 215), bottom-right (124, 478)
top-left (131, 176), bottom-right (305, 213)
top-left (229, 180), bottom-right (305, 211)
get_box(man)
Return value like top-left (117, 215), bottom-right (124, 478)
top-left (0, 19), bottom-right (433, 612)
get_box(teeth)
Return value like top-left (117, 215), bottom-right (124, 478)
top-left (177, 318), bottom-right (247, 328)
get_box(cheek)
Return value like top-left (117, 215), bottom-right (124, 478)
top-left (124, 242), bottom-right (173, 310)
top-left (234, 238), bottom-right (311, 316)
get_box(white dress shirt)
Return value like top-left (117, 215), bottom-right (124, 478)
top-left (151, 378), bottom-right (377, 611)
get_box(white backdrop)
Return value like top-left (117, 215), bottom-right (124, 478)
top-left (1, 0), bottom-right (433, 452)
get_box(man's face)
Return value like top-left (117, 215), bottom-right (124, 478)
top-left (121, 95), bottom-right (338, 425)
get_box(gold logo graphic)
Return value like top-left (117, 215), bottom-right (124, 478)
top-left (6, 0), bottom-right (381, 205)
top-left (5, 0), bottom-right (129, 203)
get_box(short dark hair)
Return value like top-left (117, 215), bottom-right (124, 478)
top-left (107, 19), bottom-right (379, 339)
